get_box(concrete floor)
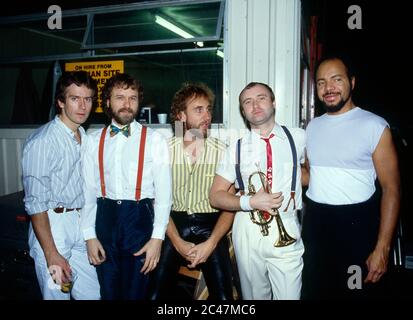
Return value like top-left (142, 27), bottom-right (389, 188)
top-left (1, 249), bottom-right (412, 300)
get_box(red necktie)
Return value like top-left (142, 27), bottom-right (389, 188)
top-left (259, 133), bottom-right (275, 222)
top-left (261, 133), bottom-right (275, 190)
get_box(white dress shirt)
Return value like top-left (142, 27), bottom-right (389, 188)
top-left (81, 120), bottom-right (172, 241)
top-left (216, 123), bottom-right (306, 212)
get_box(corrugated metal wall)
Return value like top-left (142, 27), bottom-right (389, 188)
top-left (0, 124), bottom-right (230, 197)
top-left (0, 128), bottom-right (33, 196)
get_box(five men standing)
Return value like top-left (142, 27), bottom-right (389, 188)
top-left (22, 56), bottom-right (400, 300)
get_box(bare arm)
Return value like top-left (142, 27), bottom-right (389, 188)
top-left (301, 152), bottom-right (310, 187)
top-left (365, 127), bottom-right (401, 283)
top-left (209, 175), bottom-right (284, 212)
top-left (31, 212), bottom-right (71, 282)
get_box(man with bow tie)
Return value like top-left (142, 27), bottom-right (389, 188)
top-left (81, 73), bottom-right (172, 299)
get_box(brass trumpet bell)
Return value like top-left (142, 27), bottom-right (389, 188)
top-left (247, 171), bottom-right (296, 247)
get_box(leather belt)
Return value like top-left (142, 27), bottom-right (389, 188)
top-left (53, 207), bottom-right (81, 214)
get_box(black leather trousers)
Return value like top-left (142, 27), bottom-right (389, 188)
top-left (148, 211), bottom-right (234, 300)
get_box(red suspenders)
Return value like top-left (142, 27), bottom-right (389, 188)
top-left (98, 125), bottom-right (148, 201)
top-left (98, 127), bottom-right (108, 198)
top-left (135, 126), bottom-right (147, 200)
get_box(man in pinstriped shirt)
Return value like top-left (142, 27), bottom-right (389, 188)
top-left (148, 83), bottom-right (235, 300)
top-left (22, 71), bottom-right (100, 300)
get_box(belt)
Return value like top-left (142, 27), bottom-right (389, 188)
top-left (53, 207), bottom-right (81, 214)
top-left (171, 210), bottom-right (219, 216)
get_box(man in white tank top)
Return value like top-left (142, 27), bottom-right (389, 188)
top-left (302, 56), bottom-right (400, 299)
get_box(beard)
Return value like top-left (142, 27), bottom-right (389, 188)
top-left (184, 120), bottom-right (210, 139)
top-left (321, 88), bottom-right (353, 114)
top-left (110, 107), bottom-right (137, 125)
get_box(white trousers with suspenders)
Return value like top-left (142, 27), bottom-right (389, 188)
top-left (233, 126), bottom-right (304, 300)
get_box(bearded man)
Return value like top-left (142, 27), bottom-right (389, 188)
top-left (301, 56), bottom-right (400, 299)
top-left (148, 82), bottom-right (235, 300)
top-left (81, 73), bottom-right (172, 300)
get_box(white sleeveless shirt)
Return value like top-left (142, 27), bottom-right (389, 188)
top-left (306, 107), bottom-right (388, 205)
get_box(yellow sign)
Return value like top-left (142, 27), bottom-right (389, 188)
top-left (65, 60), bottom-right (124, 113)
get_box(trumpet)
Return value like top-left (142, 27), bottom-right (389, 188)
top-left (247, 171), bottom-right (296, 247)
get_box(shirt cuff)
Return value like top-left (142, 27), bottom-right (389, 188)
top-left (151, 223), bottom-right (168, 240)
top-left (82, 227), bottom-right (97, 241)
top-left (25, 203), bottom-right (49, 215)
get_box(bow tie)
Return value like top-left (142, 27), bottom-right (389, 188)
top-left (110, 124), bottom-right (130, 137)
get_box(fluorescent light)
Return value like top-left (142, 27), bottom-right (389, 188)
top-left (155, 15), bottom-right (192, 38)
top-left (216, 50), bottom-right (224, 58)
top-left (155, 14), bottom-right (204, 47)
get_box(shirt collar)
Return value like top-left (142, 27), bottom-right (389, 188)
top-left (250, 122), bottom-right (287, 141)
top-left (54, 115), bottom-right (85, 140)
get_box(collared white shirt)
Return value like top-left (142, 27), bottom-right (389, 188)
top-left (81, 120), bottom-right (172, 241)
top-left (216, 123), bottom-right (306, 212)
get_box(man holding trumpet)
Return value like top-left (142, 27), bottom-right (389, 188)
top-left (209, 82), bottom-right (306, 300)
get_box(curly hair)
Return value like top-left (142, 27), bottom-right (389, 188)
top-left (170, 82), bottom-right (215, 125)
top-left (101, 73), bottom-right (143, 119)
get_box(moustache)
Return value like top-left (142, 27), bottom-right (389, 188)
top-left (323, 91), bottom-right (340, 97)
top-left (118, 108), bottom-right (133, 113)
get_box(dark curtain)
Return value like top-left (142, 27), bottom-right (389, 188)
top-left (11, 67), bottom-right (41, 124)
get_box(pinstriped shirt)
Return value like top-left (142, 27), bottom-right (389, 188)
top-left (170, 136), bottom-right (227, 214)
top-left (22, 116), bottom-right (86, 215)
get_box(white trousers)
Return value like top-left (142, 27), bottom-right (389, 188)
top-left (28, 209), bottom-right (100, 300)
top-left (232, 210), bottom-right (304, 300)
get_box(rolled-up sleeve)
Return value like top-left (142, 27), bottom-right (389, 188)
top-left (151, 132), bottom-right (172, 240)
top-left (81, 136), bottom-right (98, 240)
top-left (22, 138), bottom-right (53, 215)
top-left (215, 143), bottom-right (236, 184)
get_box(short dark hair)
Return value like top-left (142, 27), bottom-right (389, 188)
top-left (170, 82), bottom-right (215, 124)
top-left (238, 82), bottom-right (275, 107)
top-left (238, 82), bottom-right (275, 130)
top-left (55, 71), bottom-right (98, 114)
top-left (314, 55), bottom-right (355, 83)
top-left (101, 73), bottom-right (143, 119)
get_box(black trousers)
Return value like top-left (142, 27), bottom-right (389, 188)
top-left (148, 211), bottom-right (234, 300)
top-left (95, 197), bottom-right (154, 300)
top-left (301, 194), bottom-right (386, 300)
